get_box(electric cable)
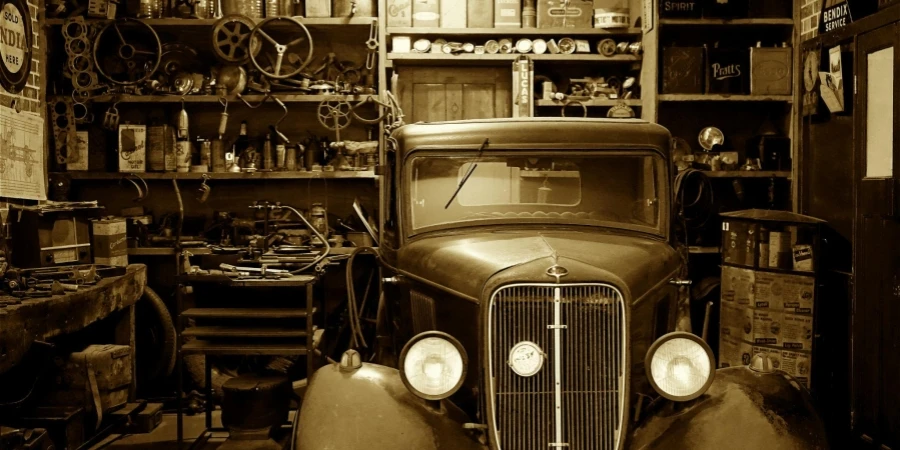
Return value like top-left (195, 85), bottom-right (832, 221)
top-left (673, 168), bottom-right (715, 248)
top-left (279, 205), bottom-right (331, 274)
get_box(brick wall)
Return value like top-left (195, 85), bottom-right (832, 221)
top-left (800, 0), bottom-right (822, 42)
top-left (0, 0), bottom-right (42, 115)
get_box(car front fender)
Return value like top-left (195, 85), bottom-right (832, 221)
top-left (630, 367), bottom-right (829, 450)
top-left (295, 362), bottom-right (486, 450)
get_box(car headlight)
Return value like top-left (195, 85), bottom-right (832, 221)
top-left (645, 332), bottom-right (715, 402)
top-left (399, 331), bottom-right (468, 400)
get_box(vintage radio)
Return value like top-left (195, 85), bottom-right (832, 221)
top-left (495, 0), bottom-right (522, 27)
top-left (706, 47), bottom-right (749, 94)
top-left (468, 0), bottom-right (493, 27)
top-left (9, 207), bottom-right (93, 268)
top-left (538, 0), bottom-right (592, 28)
top-left (662, 46), bottom-right (706, 94)
top-left (658, 0), bottom-right (701, 18)
top-left (750, 44), bottom-right (792, 95)
top-left (703, 0), bottom-right (747, 18)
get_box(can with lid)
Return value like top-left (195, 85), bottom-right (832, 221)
top-left (485, 40), bottom-right (500, 54)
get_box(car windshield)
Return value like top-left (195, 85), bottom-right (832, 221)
top-left (406, 152), bottom-right (665, 235)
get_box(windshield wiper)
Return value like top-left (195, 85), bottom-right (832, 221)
top-left (444, 138), bottom-right (489, 209)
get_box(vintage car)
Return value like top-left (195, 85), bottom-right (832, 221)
top-left (295, 119), bottom-right (829, 450)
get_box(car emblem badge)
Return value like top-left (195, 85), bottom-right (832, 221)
top-left (508, 341), bottom-right (545, 377)
top-left (546, 265), bottom-right (568, 280)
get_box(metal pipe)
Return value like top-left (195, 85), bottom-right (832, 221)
top-left (702, 301), bottom-right (714, 342)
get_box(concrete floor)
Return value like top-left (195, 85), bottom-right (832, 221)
top-left (88, 411), bottom-right (295, 450)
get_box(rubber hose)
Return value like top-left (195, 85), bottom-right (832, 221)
top-left (142, 286), bottom-right (177, 380)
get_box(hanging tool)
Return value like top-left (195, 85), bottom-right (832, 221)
top-left (365, 19), bottom-right (378, 72)
top-left (177, 97), bottom-right (189, 139)
top-left (102, 98), bottom-right (121, 130)
top-left (197, 174), bottom-right (211, 203)
top-left (217, 97), bottom-right (229, 139)
top-left (272, 97), bottom-right (290, 144)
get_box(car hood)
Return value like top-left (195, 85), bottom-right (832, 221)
top-left (397, 229), bottom-right (681, 303)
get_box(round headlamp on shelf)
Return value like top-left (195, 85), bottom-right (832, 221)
top-left (645, 332), bottom-right (715, 402)
top-left (399, 331), bottom-right (468, 401)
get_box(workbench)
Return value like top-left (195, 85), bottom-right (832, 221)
top-left (0, 264), bottom-right (148, 400)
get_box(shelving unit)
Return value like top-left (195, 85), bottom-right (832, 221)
top-left (387, 53), bottom-right (641, 65)
top-left (701, 170), bottom-right (791, 179)
top-left (56, 170), bottom-right (376, 180)
top-left (535, 98), bottom-right (641, 107)
top-left (658, 18), bottom-right (794, 26)
top-left (385, 27), bottom-right (642, 36)
top-left (659, 94), bottom-right (793, 102)
top-left (58, 94), bottom-right (379, 104)
top-left (44, 16), bottom-right (376, 26)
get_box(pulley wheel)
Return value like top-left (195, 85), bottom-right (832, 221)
top-left (212, 15), bottom-right (260, 64)
top-left (317, 100), bottom-right (352, 130)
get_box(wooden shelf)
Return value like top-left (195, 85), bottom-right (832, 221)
top-left (388, 53), bottom-right (641, 65)
top-left (535, 98), bottom-right (642, 107)
top-left (182, 308), bottom-right (310, 319)
top-left (181, 341), bottom-right (309, 356)
top-left (386, 27), bottom-right (642, 36)
top-left (59, 94), bottom-right (370, 104)
top-left (659, 18), bottom-right (794, 26)
top-left (688, 246), bottom-right (721, 254)
top-left (659, 94), bottom-right (793, 102)
top-left (701, 170), bottom-right (792, 178)
top-left (44, 16), bottom-right (376, 27)
top-left (57, 170), bottom-right (376, 180)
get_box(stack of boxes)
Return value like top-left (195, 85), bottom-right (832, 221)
top-left (387, 0), bottom-right (631, 29)
top-left (717, 210), bottom-right (823, 388)
top-left (660, 0), bottom-right (793, 96)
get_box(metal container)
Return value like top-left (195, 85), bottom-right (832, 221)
top-left (266, 0), bottom-right (278, 16)
top-left (333, 0), bottom-right (374, 16)
top-left (750, 45), bottom-right (792, 96)
top-left (212, 139), bottom-right (226, 172)
top-left (222, 0), bottom-right (262, 17)
top-left (286, 145), bottom-right (297, 170)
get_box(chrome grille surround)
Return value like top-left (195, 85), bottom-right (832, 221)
top-left (488, 283), bottom-right (627, 450)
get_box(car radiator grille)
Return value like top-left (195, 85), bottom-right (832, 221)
top-left (489, 284), bottom-right (626, 450)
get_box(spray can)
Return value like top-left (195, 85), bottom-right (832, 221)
top-left (263, 133), bottom-right (273, 170)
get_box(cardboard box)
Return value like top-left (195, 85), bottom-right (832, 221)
top-left (538, 0), bottom-right (593, 28)
top-left (662, 47), bottom-right (705, 94)
top-left (768, 230), bottom-right (792, 269)
top-left (750, 47), bottom-right (792, 96)
top-left (719, 336), bottom-right (753, 368)
top-left (754, 271), bottom-right (815, 313)
top-left (782, 313), bottom-right (813, 350)
top-left (707, 48), bottom-right (749, 94)
top-left (66, 132), bottom-right (90, 171)
top-left (148, 125), bottom-right (176, 172)
top-left (387, 0), bottom-right (413, 26)
top-left (413, 0), bottom-right (440, 26)
top-left (753, 309), bottom-right (783, 345)
top-left (468, 0), bottom-right (494, 27)
top-left (118, 125), bottom-right (146, 173)
top-left (495, 0), bottom-right (521, 27)
top-left (720, 303), bottom-right (753, 343)
top-left (721, 266), bottom-right (755, 306)
top-left (780, 350), bottom-right (811, 387)
top-left (441, 0), bottom-right (466, 27)
top-left (305, 0), bottom-right (331, 17)
top-left (659, 0), bottom-right (701, 18)
top-left (92, 217), bottom-right (128, 267)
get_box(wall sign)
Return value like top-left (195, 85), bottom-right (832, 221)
top-left (819, 0), bottom-right (879, 34)
top-left (0, 0), bottom-right (31, 93)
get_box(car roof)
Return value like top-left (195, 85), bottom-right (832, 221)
top-left (390, 118), bottom-right (672, 160)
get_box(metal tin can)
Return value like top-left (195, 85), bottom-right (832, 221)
top-left (285, 146), bottom-right (297, 170)
top-left (266, 0), bottom-right (278, 16)
top-left (199, 139), bottom-right (211, 166)
top-left (275, 144), bottom-right (286, 169)
top-left (212, 139), bottom-right (226, 172)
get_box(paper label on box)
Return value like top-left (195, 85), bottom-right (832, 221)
top-left (782, 314), bottom-right (813, 350)
top-left (721, 304), bottom-right (753, 343)
top-left (719, 336), bottom-right (753, 368)
top-left (780, 350), bottom-right (811, 387)
top-left (753, 309), bottom-right (783, 345)
top-left (721, 266), bottom-right (755, 305)
top-left (118, 125), bottom-right (146, 173)
top-left (387, 0), bottom-right (413, 26)
top-left (755, 271), bottom-right (815, 313)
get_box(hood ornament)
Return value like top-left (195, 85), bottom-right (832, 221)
top-left (546, 265), bottom-right (568, 281)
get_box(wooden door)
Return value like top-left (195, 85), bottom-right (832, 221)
top-left (853, 23), bottom-right (900, 450)
top-left (395, 66), bottom-right (511, 123)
